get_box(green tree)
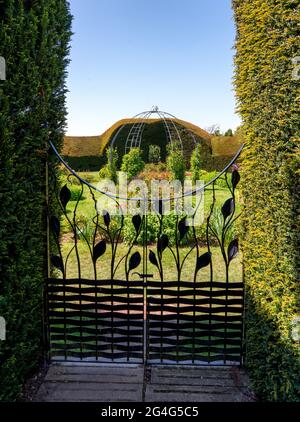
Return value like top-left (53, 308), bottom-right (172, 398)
top-left (166, 143), bottom-right (186, 183)
top-left (224, 129), bottom-right (233, 136)
top-left (206, 124), bottom-right (221, 136)
top-left (190, 144), bottom-right (201, 183)
top-left (148, 144), bottom-right (161, 163)
top-left (121, 148), bottom-right (145, 180)
top-left (99, 148), bottom-right (118, 184)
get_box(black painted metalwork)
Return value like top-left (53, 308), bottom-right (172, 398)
top-left (46, 141), bottom-right (244, 365)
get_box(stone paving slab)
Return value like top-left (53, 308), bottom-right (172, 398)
top-left (150, 365), bottom-right (251, 387)
top-left (35, 364), bottom-right (144, 402)
top-left (34, 364), bottom-right (255, 402)
top-left (145, 366), bottom-right (255, 402)
top-left (145, 386), bottom-right (251, 402)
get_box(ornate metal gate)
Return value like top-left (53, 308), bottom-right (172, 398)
top-left (45, 142), bottom-right (244, 365)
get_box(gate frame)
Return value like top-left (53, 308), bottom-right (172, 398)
top-left (45, 140), bottom-right (245, 366)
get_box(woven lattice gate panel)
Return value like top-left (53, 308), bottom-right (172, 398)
top-left (146, 281), bottom-right (244, 365)
top-left (47, 279), bottom-right (144, 362)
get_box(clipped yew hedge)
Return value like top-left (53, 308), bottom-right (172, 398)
top-left (0, 0), bottom-right (71, 401)
top-left (233, 0), bottom-right (300, 401)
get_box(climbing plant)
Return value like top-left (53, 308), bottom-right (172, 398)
top-left (0, 0), bottom-right (72, 401)
top-left (233, 0), bottom-right (300, 401)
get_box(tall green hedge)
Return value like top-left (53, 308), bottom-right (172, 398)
top-left (233, 0), bottom-right (300, 401)
top-left (0, 0), bottom-right (71, 401)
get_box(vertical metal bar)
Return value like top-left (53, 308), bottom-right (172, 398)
top-left (145, 282), bottom-right (149, 364)
top-left (78, 233), bottom-right (83, 360)
top-left (111, 245), bottom-right (114, 361)
top-left (192, 280), bottom-right (196, 365)
top-left (207, 181), bottom-right (216, 363)
top-left (89, 188), bottom-right (99, 361)
top-left (175, 217), bottom-right (180, 364)
top-left (44, 150), bottom-right (51, 361)
top-left (224, 281), bottom-right (228, 365)
top-left (95, 280), bottom-right (99, 362)
top-left (62, 193), bottom-right (67, 360)
top-left (241, 263), bottom-right (246, 366)
top-left (71, 185), bottom-right (83, 360)
top-left (160, 263), bottom-right (163, 363)
top-left (127, 213), bottom-right (131, 362)
top-left (176, 283), bottom-right (180, 364)
top-left (143, 210), bottom-right (148, 364)
top-left (94, 262), bottom-right (99, 362)
top-left (127, 276), bottom-right (130, 363)
top-left (208, 283), bottom-right (212, 365)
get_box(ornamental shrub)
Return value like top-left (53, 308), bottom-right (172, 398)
top-left (166, 143), bottom-right (186, 183)
top-left (99, 148), bottom-right (118, 183)
top-left (121, 148), bottom-right (145, 180)
top-left (148, 144), bottom-right (161, 163)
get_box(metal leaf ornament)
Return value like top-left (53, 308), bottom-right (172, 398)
top-left (60, 184), bottom-right (71, 209)
top-left (231, 170), bottom-right (240, 190)
top-left (157, 234), bottom-right (169, 253)
top-left (132, 214), bottom-right (142, 234)
top-left (221, 198), bottom-right (234, 220)
top-left (128, 251), bottom-right (141, 271)
top-left (178, 217), bottom-right (189, 241)
top-left (228, 239), bottom-right (239, 263)
top-left (93, 240), bottom-right (106, 263)
top-left (195, 252), bottom-right (211, 275)
top-left (51, 255), bottom-right (64, 273)
top-left (149, 250), bottom-right (159, 269)
top-left (103, 211), bottom-right (111, 227)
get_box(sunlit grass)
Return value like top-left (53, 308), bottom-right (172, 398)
top-left (61, 241), bottom-right (242, 282)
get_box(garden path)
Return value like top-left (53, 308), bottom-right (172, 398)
top-left (35, 364), bottom-right (256, 402)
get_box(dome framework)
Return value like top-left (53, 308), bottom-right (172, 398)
top-left (125, 106), bottom-right (186, 153)
top-left (121, 106), bottom-right (196, 154)
top-left (109, 107), bottom-right (197, 164)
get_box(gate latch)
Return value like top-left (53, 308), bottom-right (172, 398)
top-left (133, 272), bottom-right (153, 279)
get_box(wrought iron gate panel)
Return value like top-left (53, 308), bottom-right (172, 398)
top-left (47, 278), bottom-right (144, 362)
top-left (146, 280), bottom-right (244, 365)
top-left (46, 140), bottom-right (245, 365)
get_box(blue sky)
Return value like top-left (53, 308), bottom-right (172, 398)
top-left (66, 0), bottom-right (240, 135)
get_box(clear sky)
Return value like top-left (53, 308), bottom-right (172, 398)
top-left (66, 0), bottom-right (240, 136)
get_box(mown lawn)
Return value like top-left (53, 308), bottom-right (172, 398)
top-left (60, 241), bottom-right (242, 282)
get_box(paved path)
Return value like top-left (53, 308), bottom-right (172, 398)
top-left (35, 364), bottom-right (255, 402)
